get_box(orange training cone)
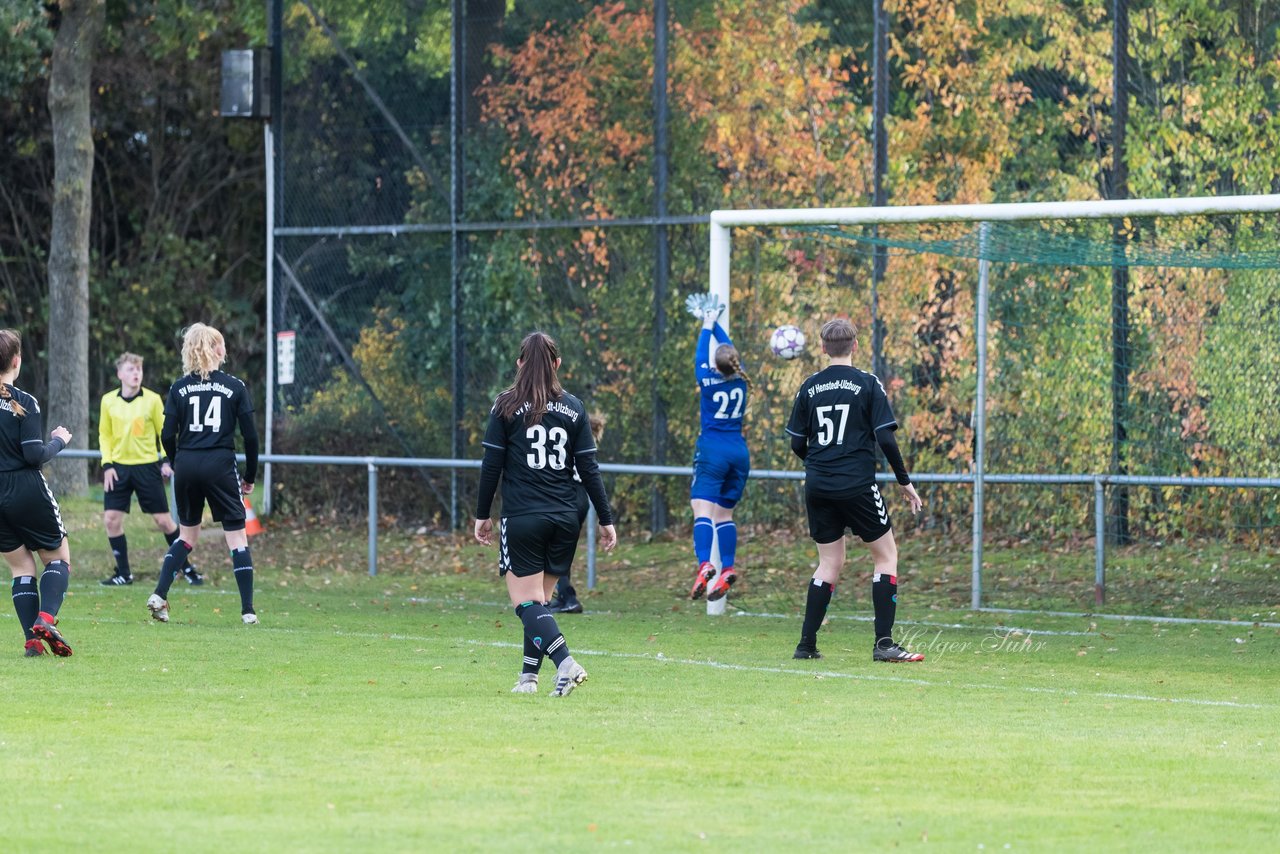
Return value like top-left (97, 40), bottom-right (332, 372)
top-left (243, 495), bottom-right (264, 536)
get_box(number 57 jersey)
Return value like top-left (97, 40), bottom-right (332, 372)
top-left (162, 370), bottom-right (255, 455)
top-left (481, 392), bottom-right (598, 518)
top-left (786, 365), bottom-right (898, 494)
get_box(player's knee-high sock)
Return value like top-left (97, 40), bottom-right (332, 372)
top-left (109, 534), bottom-right (130, 577)
top-left (554, 573), bottom-right (573, 600)
top-left (872, 573), bottom-right (898, 646)
top-left (693, 516), bottom-right (713, 565)
top-left (37, 561), bottom-right (70, 620)
top-left (522, 635), bottom-right (544, 675)
top-left (232, 546), bottom-right (255, 614)
top-left (11, 576), bottom-right (39, 641)
top-left (799, 578), bottom-right (834, 648)
top-left (164, 529), bottom-right (195, 570)
top-left (714, 520), bottom-right (737, 569)
top-left (154, 539), bottom-right (191, 598)
top-left (515, 601), bottom-right (569, 667)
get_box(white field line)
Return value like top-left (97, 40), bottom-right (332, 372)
top-left (73, 587), bottom-right (1279, 629)
top-left (10, 608), bottom-right (1266, 710)
top-left (468, 639), bottom-right (1273, 710)
top-left (400, 596), bottom-right (1101, 637)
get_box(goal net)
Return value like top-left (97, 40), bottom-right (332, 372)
top-left (710, 195), bottom-right (1280, 619)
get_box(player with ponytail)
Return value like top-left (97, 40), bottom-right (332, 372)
top-left (0, 329), bottom-right (76, 657)
top-left (686, 295), bottom-right (751, 603)
top-left (475, 331), bottom-right (617, 697)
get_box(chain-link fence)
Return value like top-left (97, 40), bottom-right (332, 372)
top-left (266, 0), bottom-right (1280, 570)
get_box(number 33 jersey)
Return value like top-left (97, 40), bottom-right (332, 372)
top-left (162, 370), bottom-right (255, 454)
top-left (481, 392), bottom-right (597, 518)
top-left (786, 365), bottom-right (898, 493)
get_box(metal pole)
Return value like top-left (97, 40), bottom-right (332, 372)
top-left (971, 222), bottom-right (991, 609)
top-left (263, 122), bottom-right (274, 515)
top-left (650, 0), bottom-right (670, 535)
top-left (1109, 0), bottom-right (1132, 547)
top-left (367, 461), bottom-right (378, 576)
top-left (449, 0), bottom-right (464, 531)
top-left (585, 505), bottom-right (598, 590)
top-left (1095, 478), bottom-right (1106, 606)
top-left (870, 0), bottom-right (889, 379)
top-left (265, 0), bottom-right (283, 513)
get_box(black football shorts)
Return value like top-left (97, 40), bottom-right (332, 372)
top-left (172, 449), bottom-right (246, 531)
top-left (499, 511), bottom-right (582, 578)
top-left (805, 482), bottom-right (893, 544)
top-left (0, 469), bottom-right (67, 552)
top-left (103, 462), bottom-right (170, 514)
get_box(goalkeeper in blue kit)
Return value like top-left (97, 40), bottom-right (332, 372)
top-left (685, 294), bottom-right (751, 603)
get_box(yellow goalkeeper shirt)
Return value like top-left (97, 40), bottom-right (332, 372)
top-left (99, 387), bottom-right (166, 466)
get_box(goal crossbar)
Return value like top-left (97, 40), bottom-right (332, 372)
top-left (705, 192), bottom-right (1280, 615)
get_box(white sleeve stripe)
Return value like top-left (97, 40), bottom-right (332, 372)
top-left (874, 421), bottom-right (898, 431)
top-left (21, 439), bottom-right (43, 445)
top-left (785, 428), bottom-right (804, 437)
top-left (481, 441), bottom-right (504, 450)
top-left (573, 446), bottom-right (598, 456)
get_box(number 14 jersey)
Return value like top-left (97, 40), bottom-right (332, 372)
top-left (162, 370), bottom-right (255, 454)
top-left (786, 364), bottom-right (898, 494)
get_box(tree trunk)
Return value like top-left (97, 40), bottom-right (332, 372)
top-left (46, 0), bottom-right (104, 495)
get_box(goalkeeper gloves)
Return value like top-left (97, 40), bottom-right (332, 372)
top-left (684, 292), bottom-right (724, 328)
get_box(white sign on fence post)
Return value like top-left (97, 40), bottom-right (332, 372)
top-left (276, 330), bottom-right (296, 385)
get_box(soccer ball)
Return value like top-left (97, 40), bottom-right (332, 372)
top-left (770, 324), bottom-right (806, 359)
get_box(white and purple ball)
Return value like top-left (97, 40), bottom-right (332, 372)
top-left (770, 324), bottom-right (806, 360)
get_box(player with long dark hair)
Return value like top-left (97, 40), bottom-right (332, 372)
top-left (475, 332), bottom-right (617, 697)
top-left (0, 329), bottom-right (75, 657)
top-left (146, 323), bottom-right (260, 625)
top-left (786, 317), bottom-right (924, 662)
top-left (687, 296), bottom-right (751, 602)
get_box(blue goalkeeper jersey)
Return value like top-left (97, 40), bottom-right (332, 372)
top-left (696, 322), bottom-right (748, 436)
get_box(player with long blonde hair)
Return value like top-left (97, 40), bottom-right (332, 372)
top-left (146, 323), bottom-right (261, 625)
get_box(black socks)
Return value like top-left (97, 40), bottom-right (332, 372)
top-left (109, 535), bottom-right (130, 576)
top-left (515, 601), bottom-right (569, 667)
top-left (154, 539), bottom-right (191, 598)
top-left (11, 576), bottom-right (39, 640)
top-left (232, 546), bottom-right (255, 614)
top-left (872, 574), bottom-right (898, 645)
top-left (164, 529), bottom-right (194, 571)
top-left (38, 561), bottom-right (70, 618)
top-left (800, 578), bottom-right (834, 648)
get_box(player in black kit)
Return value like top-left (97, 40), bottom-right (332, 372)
top-left (146, 323), bottom-right (260, 625)
top-left (0, 329), bottom-right (75, 657)
top-left (475, 332), bottom-right (617, 697)
top-left (786, 318), bottom-right (924, 663)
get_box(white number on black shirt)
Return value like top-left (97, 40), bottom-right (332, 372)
top-left (712, 387), bottom-right (744, 419)
top-left (815, 404), bottom-right (850, 446)
top-left (526, 424), bottom-right (569, 470)
top-left (188, 396), bottom-right (223, 432)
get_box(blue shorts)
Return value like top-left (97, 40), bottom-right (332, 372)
top-left (690, 434), bottom-right (750, 508)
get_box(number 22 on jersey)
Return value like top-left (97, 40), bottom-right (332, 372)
top-left (712, 387), bottom-right (744, 420)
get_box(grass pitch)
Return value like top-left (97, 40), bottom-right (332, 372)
top-left (2, 498), bottom-right (1277, 851)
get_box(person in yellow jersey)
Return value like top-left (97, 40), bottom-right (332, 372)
top-left (98, 353), bottom-right (202, 587)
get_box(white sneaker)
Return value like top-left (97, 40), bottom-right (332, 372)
top-left (511, 673), bottom-right (538, 694)
top-left (146, 594), bottom-right (169, 623)
top-left (242, 613), bottom-right (259, 625)
top-left (550, 656), bottom-right (587, 697)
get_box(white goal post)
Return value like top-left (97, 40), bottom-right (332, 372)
top-left (705, 193), bottom-right (1280, 616)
